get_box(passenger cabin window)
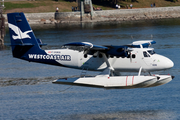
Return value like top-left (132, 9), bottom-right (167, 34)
top-left (147, 50), bottom-right (155, 55)
top-left (132, 54), bottom-right (136, 58)
top-left (143, 51), bottom-right (150, 57)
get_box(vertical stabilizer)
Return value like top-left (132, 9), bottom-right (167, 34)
top-left (7, 12), bottom-right (41, 58)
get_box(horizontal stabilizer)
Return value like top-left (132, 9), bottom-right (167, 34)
top-left (37, 38), bottom-right (47, 46)
top-left (11, 43), bottom-right (34, 46)
top-left (38, 43), bottom-right (47, 46)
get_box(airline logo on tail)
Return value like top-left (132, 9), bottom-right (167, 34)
top-left (8, 23), bottom-right (32, 40)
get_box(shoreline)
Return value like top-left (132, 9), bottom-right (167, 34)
top-left (4, 6), bottom-right (180, 26)
top-left (55, 6), bottom-right (180, 24)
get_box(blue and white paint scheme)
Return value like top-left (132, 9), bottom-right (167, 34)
top-left (7, 12), bottom-right (174, 89)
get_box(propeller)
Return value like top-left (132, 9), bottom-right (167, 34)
top-left (130, 53), bottom-right (132, 63)
top-left (93, 51), bottom-right (99, 57)
top-left (83, 48), bottom-right (89, 55)
top-left (127, 47), bottom-right (133, 63)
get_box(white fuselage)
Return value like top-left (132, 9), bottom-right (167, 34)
top-left (43, 48), bottom-right (174, 72)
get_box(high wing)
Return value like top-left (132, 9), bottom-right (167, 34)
top-left (62, 42), bottom-right (108, 50)
top-left (62, 42), bottom-right (129, 57)
top-left (61, 40), bottom-right (156, 57)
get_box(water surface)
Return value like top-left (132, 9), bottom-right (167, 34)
top-left (0, 19), bottom-right (180, 120)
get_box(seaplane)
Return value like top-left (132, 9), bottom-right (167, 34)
top-left (7, 12), bottom-right (174, 89)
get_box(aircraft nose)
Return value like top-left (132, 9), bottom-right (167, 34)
top-left (165, 58), bottom-right (174, 68)
top-left (154, 54), bottom-right (174, 70)
top-left (161, 56), bottom-right (174, 69)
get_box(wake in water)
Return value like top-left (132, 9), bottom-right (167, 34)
top-left (0, 75), bottom-right (82, 87)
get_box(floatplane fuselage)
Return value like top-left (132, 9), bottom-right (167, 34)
top-left (7, 12), bottom-right (174, 89)
top-left (35, 47), bottom-right (172, 72)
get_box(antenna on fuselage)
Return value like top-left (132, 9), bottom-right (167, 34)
top-left (131, 35), bottom-right (134, 46)
top-left (131, 35), bottom-right (133, 40)
top-left (151, 34), bottom-right (153, 39)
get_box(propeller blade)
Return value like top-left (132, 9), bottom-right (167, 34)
top-left (93, 51), bottom-right (99, 57)
top-left (130, 52), bottom-right (132, 63)
top-left (83, 49), bottom-right (89, 54)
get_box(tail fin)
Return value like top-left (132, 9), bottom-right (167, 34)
top-left (7, 12), bottom-right (41, 59)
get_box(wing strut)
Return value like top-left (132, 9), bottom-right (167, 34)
top-left (96, 53), bottom-right (115, 77)
top-left (102, 53), bottom-right (114, 71)
top-left (138, 67), bottom-right (142, 76)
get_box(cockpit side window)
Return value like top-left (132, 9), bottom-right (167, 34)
top-left (147, 50), bottom-right (155, 55)
top-left (143, 51), bottom-right (150, 57)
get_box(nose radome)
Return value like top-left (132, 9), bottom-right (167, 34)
top-left (165, 58), bottom-right (174, 68)
top-left (155, 54), bottom-right (174, 69)
top-left (160, 56), bottom-right (174, 69)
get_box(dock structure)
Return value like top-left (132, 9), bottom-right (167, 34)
top-left (0, 0), bottom-right (4, 49)
top-left (77, 0), bottom-right (93, 20)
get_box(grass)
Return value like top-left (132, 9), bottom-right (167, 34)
top-left (118, 0), bottom-right (180, 8)
top-left (3, 0), bottom-right (180, 13)
top-left (4, 0), bottom-right (77, 13)
top-left (5, 2), bottom-right (37, 10)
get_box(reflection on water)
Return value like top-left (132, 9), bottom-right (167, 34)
top-left (58, 110), bottom-right (176, 120)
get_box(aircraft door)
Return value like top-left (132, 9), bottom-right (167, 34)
top-left (143, 51), bottom-right (153, 66)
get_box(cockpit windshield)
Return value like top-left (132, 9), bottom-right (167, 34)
top-left (147, 50), bottom-right (156, 55)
